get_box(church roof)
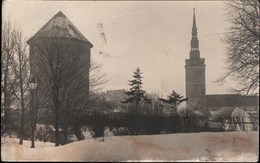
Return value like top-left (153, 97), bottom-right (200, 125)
top-left (28, 11), bottom-right (93, 47)
top-left (206, 94), bottom-right (259, 108)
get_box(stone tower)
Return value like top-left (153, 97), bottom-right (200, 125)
top-left (185, 9), bottom-right (206, 110)
top-left (27, 11), bottom-right (93, 97)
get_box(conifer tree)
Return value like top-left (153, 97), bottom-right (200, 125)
top-left (122, 67), bottom-right (150, 115)
top-left (159, 90), bottom-right (188, 114)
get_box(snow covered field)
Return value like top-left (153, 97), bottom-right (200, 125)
top-left (1, 131), bottom-right (259, 162)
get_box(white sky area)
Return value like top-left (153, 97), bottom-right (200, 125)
top-left (2, 0), bottom-right (237, 97)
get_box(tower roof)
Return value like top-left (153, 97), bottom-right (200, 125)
top-left (190, 8), bottom-right (200, 58)
top-left (28, 11), bottom-right (93, 47)
top-left (192, 8), bottom-right (197, 31)
top-left (191, 8), bottom-right (198, 39)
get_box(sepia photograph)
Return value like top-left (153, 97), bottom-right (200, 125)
top-left (1, 0), bottom-right (259, 162)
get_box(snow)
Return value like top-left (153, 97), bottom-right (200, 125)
top-left (2, 131), bottom-right (259, 162)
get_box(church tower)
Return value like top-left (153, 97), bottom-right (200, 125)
top-left (185, 9), bottom-right (206, 110)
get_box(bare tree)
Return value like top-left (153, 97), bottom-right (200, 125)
top-left (68, 60), bottom-right (108, 142)
top-left (59, 57), bottom-right (108, 144)
top-left (218, 0), bottom-right (259, 95)
top-left (1, 21), bottom-right (19, 135)
top-left (11, 29), bottom-right (30, 145)
top-left (89, 60), bottom-right (107, 92)
top-left (84, 60), bottom-right (108, 112)
top-left (31, 37), bottom-right (92, 146)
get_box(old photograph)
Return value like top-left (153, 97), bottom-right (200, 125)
top-left (1, 0), bottom-right (259, 162)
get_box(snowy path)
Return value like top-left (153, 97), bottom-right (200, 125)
top-left (1, 131), bottom-right (258, 162)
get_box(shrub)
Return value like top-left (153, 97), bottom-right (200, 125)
top-left (89, 112), bottom-right (106, 138)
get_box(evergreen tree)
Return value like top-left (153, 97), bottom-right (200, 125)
top-left (122, 67), bottom-right (150, 115)
top-left (159, 90), bottom-right (188, 114)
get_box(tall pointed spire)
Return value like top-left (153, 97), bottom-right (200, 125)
top-left (185, 8), bottom-right (206, 111)
top-left (192, 8), bottom-right (197, 36)
top-left (190, 8), bottom-right (200, 57)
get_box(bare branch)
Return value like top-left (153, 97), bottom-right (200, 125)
top-left (216, 0), bottom-right (259, 95)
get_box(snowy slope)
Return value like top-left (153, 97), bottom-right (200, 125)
top-left (1, 131), bottom-right (259, 162)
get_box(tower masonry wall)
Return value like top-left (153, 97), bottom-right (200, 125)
top-left (185, 63), bottom-right (206, 110)
top-left (28, 37), bottom-right (91, 104)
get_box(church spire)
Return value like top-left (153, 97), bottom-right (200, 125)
top-left (185, 8), bottom-right (206, 111)
top-left (190, 8), bottom-right (200, 57)
top-left (192, 8), bottom-right (197, 36)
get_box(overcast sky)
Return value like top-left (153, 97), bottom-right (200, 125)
top-left (3, 0), bottom-right (237, 97)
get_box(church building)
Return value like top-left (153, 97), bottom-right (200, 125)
top-left (185, 9), bottom-right (258, 113)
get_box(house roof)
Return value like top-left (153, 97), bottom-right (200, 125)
top-left (240, 95), bottom-right (259, 106)
top-left (27, 11), bottom-right (93, 47)
top-left (206, 94), bottom-right (259, 108)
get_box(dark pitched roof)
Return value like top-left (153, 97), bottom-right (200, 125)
top-left (206, 94), bottom-right (259, 108)
top-left (28, 11), bottom-right (92, 47)
top-left (240, 95), bottom-right (259, 107)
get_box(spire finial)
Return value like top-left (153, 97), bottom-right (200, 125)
top-left (191, 8), bottom-right (199, 52)
top-left (192, 8), bottom-right (197, 29)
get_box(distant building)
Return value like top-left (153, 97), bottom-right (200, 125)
top-left (185, 9), bottom-right (259, 113)
top-left (106, 89), bottom-right (127, 104)
top-left (105, 89), bottom-right (127, 112)
top-left (206, 94), bottom-right (259, 113)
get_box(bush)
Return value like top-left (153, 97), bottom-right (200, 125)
top-left (163, 115), bottom-right (180, 133)
top-left (111, 127), bottom-right (129, 136)
top-left (179, 109), bottom-right (201, 132)
top-left (89, 112), bottom-right (106, 138)
top-left (125, 114), bottom-right (136, 135)
top-left (139, 115), bottom-right (164, 134)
